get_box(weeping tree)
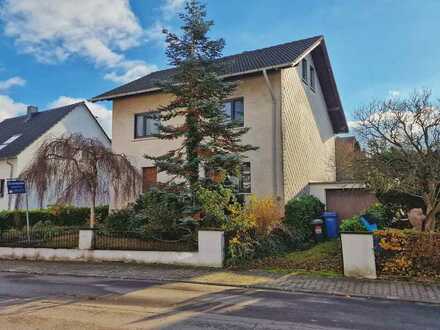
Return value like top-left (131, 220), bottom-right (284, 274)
top-left (19, 134), bottom-right (141, 228)
top-left (146, 0), bottom-right (257, 198)
top-left (354, 90), bottom-right (440, 231)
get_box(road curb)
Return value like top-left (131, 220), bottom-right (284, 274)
top-left (2, 268), bottom-right (440, 306)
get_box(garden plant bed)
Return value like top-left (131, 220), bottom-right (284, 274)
top-left (248, 240), bottom-right (343, 276)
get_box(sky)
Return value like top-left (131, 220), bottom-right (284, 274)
top-left (1, 0), bottom-right (440, 136)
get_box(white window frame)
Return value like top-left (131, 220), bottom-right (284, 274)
top-left (223, 98), bottom-right (244, 127)
top-left (301, 58), bottom-right (308, 84)
top-left (0, 179), bottom-right (4, 198)
top-left (134, 112), bottom-right (160, 138)
top-left (310, 65), bottom-right (316, 92)
top-left (239, 162), bottom-right (251, 194)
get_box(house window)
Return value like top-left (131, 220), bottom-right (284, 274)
top-left (134, 113), bottom-right (160, 138)
top-left (223, 98), bottom-right (244, 126)
top-left (142, 166), bottom-right (157, 192)
top-left (0, 179), bottom-right (4, 198)
top-left (310, 66), bottom-right (316, 91)
top-left (301, 58), bottom-right (308, 83)
top-left (239, 162), bottom-right (251, 194)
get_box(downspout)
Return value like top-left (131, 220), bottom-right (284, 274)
top-left (262, 69), bottom-right (279, 199)
top-left (6, 158), bottom-right (14, 210)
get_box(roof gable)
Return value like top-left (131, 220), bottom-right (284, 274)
top-left (0, 102), bottom-right (82, 159)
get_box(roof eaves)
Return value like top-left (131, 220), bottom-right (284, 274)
top-left (79, 103), bottom-right (112, 143)
top-left (318, 39), bottom-right (347, 133)
top-left (89, 61), bottom-right (298, 102)
top-left (0, 155), bottom-right (17, 161)
top-left (290, 36), bottom-right (323, 67)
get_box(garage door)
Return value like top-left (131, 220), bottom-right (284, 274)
top-left (326, 189), bottom-right (377, 220)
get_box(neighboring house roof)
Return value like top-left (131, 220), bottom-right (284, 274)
top-left (90, 35), bottom-right (347, 133)
top-left (0, 102), bottom-right (110, 159)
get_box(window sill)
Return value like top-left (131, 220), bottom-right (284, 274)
top-left (132, 136), bottom-right (158, 142)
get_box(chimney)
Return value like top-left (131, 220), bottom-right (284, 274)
top-left (26, 105), bottom-right (38, 121)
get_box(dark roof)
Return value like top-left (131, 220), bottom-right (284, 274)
top-left (91, 36), bottom-right (322, 101)
top-left (91, 35), bottom-right (348, 133)
top-left (0, 102), bottom-right (82, 159)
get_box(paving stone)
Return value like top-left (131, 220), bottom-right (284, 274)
top-left (0, 260), bottom-right (439, 304)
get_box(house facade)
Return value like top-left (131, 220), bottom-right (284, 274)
top-left (91, 36), bottom-right (347, 207)
top-left (0, 102), bottom-right (111, 210)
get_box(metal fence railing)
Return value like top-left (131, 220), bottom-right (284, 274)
top-left (0, 228), bottom-right (79, 249)
top-left (93, 231), bottom-right (198, 252)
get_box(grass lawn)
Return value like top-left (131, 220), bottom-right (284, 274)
top-left (250, 240), bottom-right (343, 277)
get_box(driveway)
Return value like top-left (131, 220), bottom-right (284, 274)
top-left (0, 272), bottom-right (438, 329)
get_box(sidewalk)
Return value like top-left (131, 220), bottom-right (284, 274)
top-left (1, 260), bottom-right (440, 304)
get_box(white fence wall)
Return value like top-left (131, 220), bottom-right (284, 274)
top-left (0, 230), bottom-right (224, 268)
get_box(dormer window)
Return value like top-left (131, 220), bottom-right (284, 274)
top-left (0, 134), bottom-right (22, 151)
top-left (310, 66), bottom-right (316, 91)
top-left (301, 58), bottom-right (308, 83)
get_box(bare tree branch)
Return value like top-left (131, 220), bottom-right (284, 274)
top-left (18, 134), bottom-right (141, 227)
top-left (354, 89), bottom-right (440, 231)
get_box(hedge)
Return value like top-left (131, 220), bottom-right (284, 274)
top-left (375, 229), bottom-right (440, 279)
top-left (284, 195), bottom-right (325, 244)
top-left (0, 205), bottom-right (109, 230)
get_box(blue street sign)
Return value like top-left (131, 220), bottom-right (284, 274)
top-left (7, 180), bottom-right (26, 194)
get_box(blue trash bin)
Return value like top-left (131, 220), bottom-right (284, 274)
top-left (322, 212), bottom-right (339, 239)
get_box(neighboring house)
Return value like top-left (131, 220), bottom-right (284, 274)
top-left (335, 136), bottom-right (361, 181)
top-left (309, 136), bottom-right (377, 219)
top-left (0, 102), bottom-right (111, 210)
top-left (91, 35), bottom-right (348, 208)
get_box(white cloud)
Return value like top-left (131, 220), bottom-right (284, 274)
top-left (144, 0), bottom-right (186, 46)
top-left (0, 0), bottom-right (156, 84)
top-left (161, 0), bottom-right (186, 20)
top-left (0, 76), bottom-right (26, 91)
top-left (0, 94), bottom-right (27, 122)
top-left (104, 60), bottom-right (157, 84)
top-left (49, 96), bottom-right (112, 137)
top-left (347, 120), bottom-right (360, 130)
top-left (145, 21), bottom-right (168, 45)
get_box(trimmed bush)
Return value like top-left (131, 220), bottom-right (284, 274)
top-left (104, 189), bottom-right (196, 240)
top-left (365, 203), bottom-right (393, 229)
top-left (0, 205), bottom-right (109, 230)
top-left (375, 229), bottom-right (440, 278)
top-left (340, 216), bottom-right (367, 232)
top-left (285, 195), bottom-right (325, 243)
top-left (104, 209), bottom-right (136, 232)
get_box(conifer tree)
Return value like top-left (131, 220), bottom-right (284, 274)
top-left (147, 0), bottom-right (257, 194)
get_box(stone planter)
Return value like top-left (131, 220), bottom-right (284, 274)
top-left (341, 232), bottom-right (377, 279)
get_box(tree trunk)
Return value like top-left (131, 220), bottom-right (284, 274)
top-left (424, 204), bottom-right (438, 231)
top-left (90, 190), bottom-right (96, 229)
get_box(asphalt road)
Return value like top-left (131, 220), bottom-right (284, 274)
top-left (0, 272), bottom-right (438, 329)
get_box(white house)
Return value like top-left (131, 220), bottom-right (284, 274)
top-left (0, 102), bottom-right (111, 210)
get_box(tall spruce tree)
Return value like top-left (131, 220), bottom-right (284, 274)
top-left (147, 0), bottom-right (257, 194)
